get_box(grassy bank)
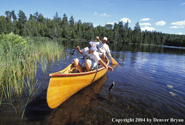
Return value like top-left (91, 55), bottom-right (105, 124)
top-left (0, 33), bottom-right (64, 105)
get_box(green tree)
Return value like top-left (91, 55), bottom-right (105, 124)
top-left (69, 16), bottom-right (74, 28)
top-left (61, 13), bottom-right (69, 28)
top-left (77, 20), bottom-right (82, 38)
top-left (133, 22), bottom-right (141, 44)
top-left (127, 27), bottom-right (132, 43)
top-left (34, 11), bottom-right (39, 22)
top-left (5, 11), bottom-right (11, 22)
top-left (123, 21), bottom-right (129, 43)
top-left (38, 13), bottom-right (45, 24)
top-left (29, 18), bottom-right (38, 36)
top-left (1, 10), bottom-right (185, 47)
top-left (0, 16), bottom-right (7, 33)
top-left (17, 10), bottom-right (27, 36)
top-left (105, 24), bottom-right (113, 29)
top-left (118, 21), bottom-right (124, 43)
top-left (113, 22), bottom-right (119, 41)
top-left (11, 10), bottom-right (17, 21)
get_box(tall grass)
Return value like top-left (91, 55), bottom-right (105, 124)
top-left (0, 34), bottom-right (64, 105)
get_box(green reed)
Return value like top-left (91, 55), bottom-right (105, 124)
top-left (0, 36), bottom-right (64, 105)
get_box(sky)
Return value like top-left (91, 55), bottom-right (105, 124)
top-left (0, 0), bottom-right (185, 35)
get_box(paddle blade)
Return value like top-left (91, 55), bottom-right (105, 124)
top-left (110, 57), bottom-right (118, 65)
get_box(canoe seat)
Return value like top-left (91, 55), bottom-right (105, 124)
top-left (82, 67), bottom-right (87, 72)
top-left (71, 68), bottom-right (80, 73)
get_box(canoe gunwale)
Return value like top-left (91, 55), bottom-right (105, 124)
top-left (49, 67), bottom-right (105, 77)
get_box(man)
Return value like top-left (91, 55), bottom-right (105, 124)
top-left (95, 37), bottom-right (112, 59)
top-left (73, 41), bottom-right (113, 72)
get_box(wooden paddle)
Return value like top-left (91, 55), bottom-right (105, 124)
top-left (98, 39), bottom-right (118, 65)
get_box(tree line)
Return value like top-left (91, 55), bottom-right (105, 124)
top-left (1, 10), bottom-right (185, 47)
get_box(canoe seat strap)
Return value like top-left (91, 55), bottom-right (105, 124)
top-left (90, 68), bottom-right (98, 84)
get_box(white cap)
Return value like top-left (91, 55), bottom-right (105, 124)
top-left (103, 37), bottom-right (108, 41)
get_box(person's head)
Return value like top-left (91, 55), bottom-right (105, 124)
top-left (103, 37), bottom-right (108, 43)
top-left (88, 41), bottom-right (97, 53)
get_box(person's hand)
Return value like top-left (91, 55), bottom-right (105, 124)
top-left (108, 66), bottom-right (113, 71)
top-left (96, 36), bottom-right (99, 40)
top-left (76, 46), bottom-right (80, 51)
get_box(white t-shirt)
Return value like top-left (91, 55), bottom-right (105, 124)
top-left (82, 47), bottom-right (101, 62)
top-left (95, 42), bottom-right (110, 53)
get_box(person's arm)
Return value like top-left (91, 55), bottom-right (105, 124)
top-left (94, 36), bottom-right (99, 42)
top-left (76, 46), bottom-right (82, 54)
top-left (93, 51), bottom-right (113, 71)
top-left (107, 52), bottom-right (112, 57)
top-left (106, 45), bottom-right (112, 57)
top-left (98, 59), bottom-right (113, 71)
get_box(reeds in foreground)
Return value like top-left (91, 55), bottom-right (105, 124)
top-left (0, 34), bottom-right (64, 105)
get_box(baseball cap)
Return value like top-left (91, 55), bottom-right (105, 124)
top-left (88, 41), bottom-right (97, 51)
top-left (103, 37), bottom-right (108, 41)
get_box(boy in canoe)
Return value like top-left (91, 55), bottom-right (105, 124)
top-left (73, 41), bottom-right (113, 72)
top-left (95, 36), bottom-right (118, 65)
top-left (95, 36), bottom-right (112, 59)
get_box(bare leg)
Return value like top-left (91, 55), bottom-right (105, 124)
top-left (100, 53), bottom-right (106, 59)
top-left (73, 58), bottom-right (83, 72)
top-left (85, 60), bottom-right (91, 71)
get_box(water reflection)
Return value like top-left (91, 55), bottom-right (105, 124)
top-left (61, 40), bottom-right (185, 56)
top-left (24, 90), bottom-right (54, 121)
top-left (108, 43), bottom-right (185, 55)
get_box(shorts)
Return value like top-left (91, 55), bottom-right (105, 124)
top-left (79, 58), bottom-right (98, 70)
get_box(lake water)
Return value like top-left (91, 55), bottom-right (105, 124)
top-left (0, 41), bottom-right (185, 125)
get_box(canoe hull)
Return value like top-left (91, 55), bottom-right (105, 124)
top-left (47, 58), bottom-right (109, 109)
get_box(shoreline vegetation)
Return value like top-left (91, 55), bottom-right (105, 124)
top-left (0, 33), bottom-right (64, 122)
top-left (1, 10), bottom-right (185, 47)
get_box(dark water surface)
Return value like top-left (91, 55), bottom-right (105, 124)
top-left (1, 41), bottom-right (185, 125)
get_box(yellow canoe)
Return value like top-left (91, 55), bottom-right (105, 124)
top-left (47, 57), bottom-right (109, 109)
